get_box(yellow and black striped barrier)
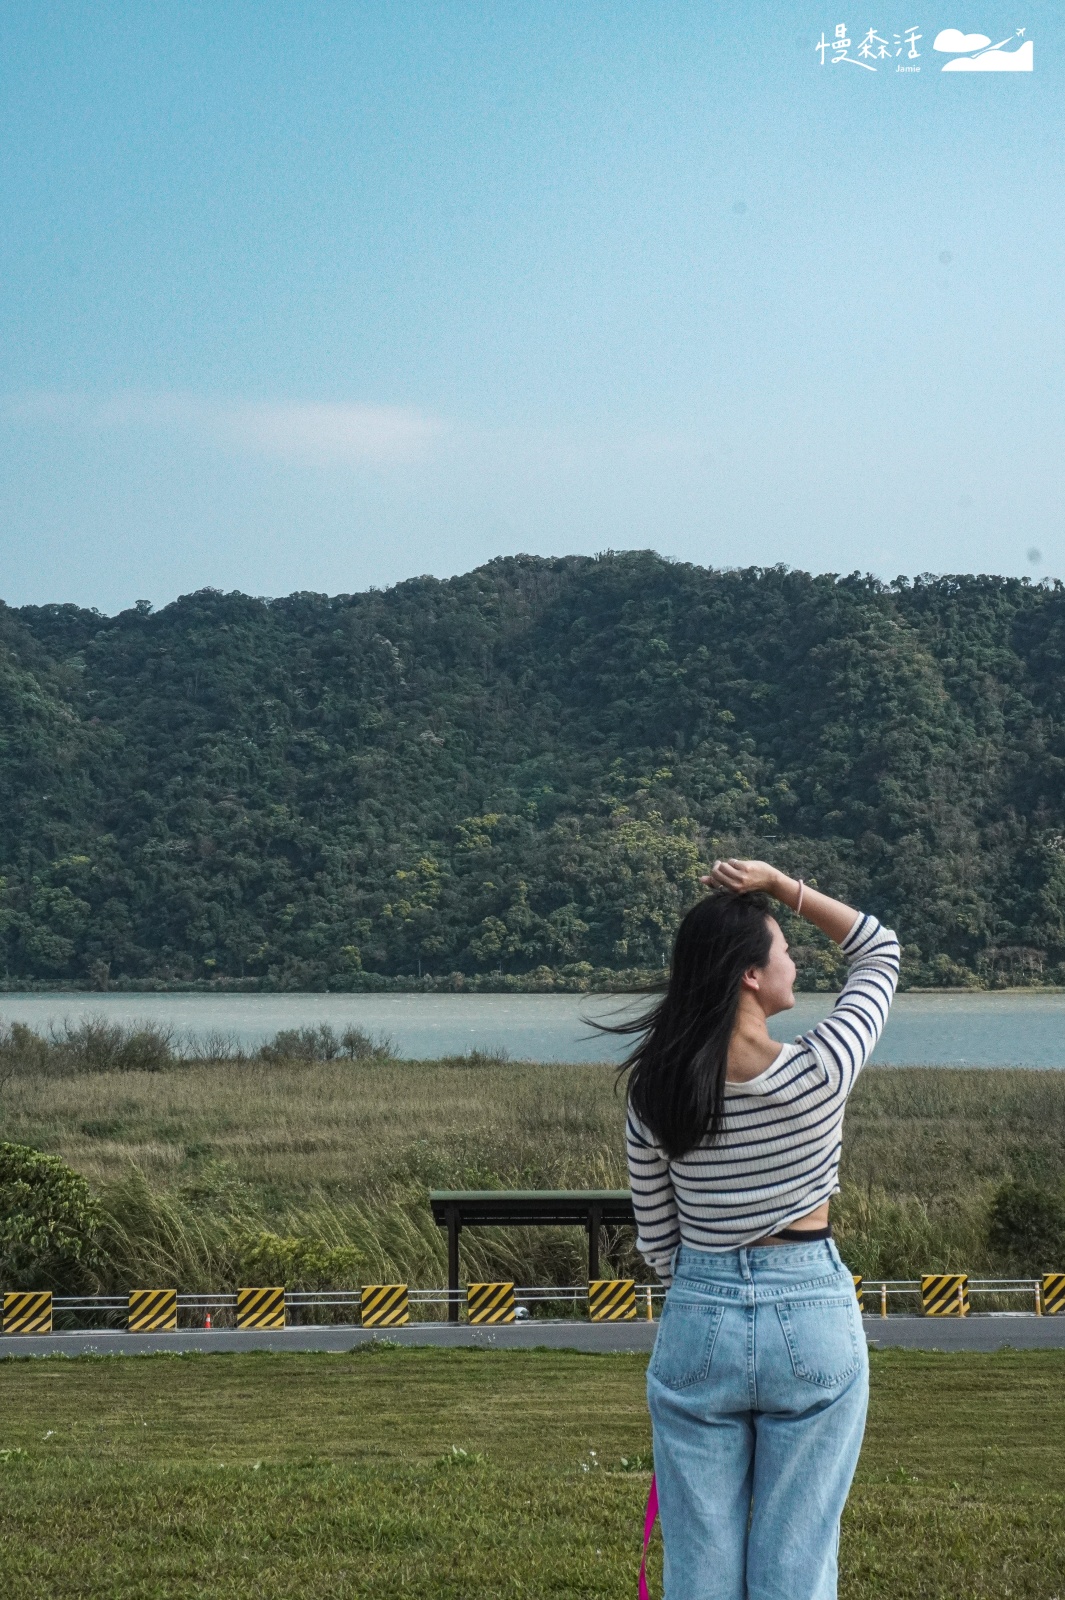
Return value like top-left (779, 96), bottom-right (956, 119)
top-left (852, 1276), bottom-right (864, 1313)
top-left (360, 1283), bottom-right (409, 1327)
top-left (237, 1286), bottom-right (285, 1330)
top-left (467, 1282), bottom-right (516, 1324)
top-left (921, 1274), bottom-right (969, 1316)
top-left (1043, 1274), bottom-right (1065, 1316)
top-left (129, 1288), bottom-right (178, 1331)
top-left (3, 1290), bottom-right (52, 1334)
top-left (589, 1279), bottom-right (637, 1321)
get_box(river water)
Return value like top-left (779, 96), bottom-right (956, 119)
top-left (0, 990), bottom-right (1064, 1066)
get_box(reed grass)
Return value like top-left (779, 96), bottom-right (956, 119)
top-left (2, 1027), bottom-right (1064, 1290)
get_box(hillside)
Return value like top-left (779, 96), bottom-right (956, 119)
top-left (2, 553), bottom-right (1065, 989)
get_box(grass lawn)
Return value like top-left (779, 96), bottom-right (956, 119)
top-left (0, 1346), bottom-right (1063, 1598)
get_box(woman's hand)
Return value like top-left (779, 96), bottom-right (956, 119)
top-left (700, 859), bottom-right (783, 897)
top-left (701, 859), bottom-right (861, 946)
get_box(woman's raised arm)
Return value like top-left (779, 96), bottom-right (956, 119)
top-left (701, 859), bottom-right (858, 946)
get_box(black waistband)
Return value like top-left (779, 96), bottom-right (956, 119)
top-left (769, 1224), bottom-right (834, 1243)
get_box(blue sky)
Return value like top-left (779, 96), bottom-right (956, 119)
top-left (1, 1), bottom-right (1061, 612)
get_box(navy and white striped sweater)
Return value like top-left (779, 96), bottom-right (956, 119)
top-left (625, 913), bottom-right (900, 1281)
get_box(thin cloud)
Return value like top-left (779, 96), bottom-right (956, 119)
top-left (222, 401), bottom-right (442, 464)
top-left (2, 391), bottom-right (444, 466)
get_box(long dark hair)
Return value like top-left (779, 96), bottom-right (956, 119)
top-left (607, 891), bottom-right (774, 1161)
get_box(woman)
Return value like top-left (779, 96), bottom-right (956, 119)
top-left (623, 858), bottom-right (899, 1600)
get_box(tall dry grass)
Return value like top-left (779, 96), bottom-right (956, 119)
top-left (2, 1017), bottom-right (1064, 1289)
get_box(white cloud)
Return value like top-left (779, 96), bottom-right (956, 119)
top-left (222, 401), bottom-right (442, 464)
top-left (933, 29), bottom-right (992, 51)
top-left (941, 40), bottom-right (1033, 69)
top-left (2, 391), bottom-right (444, 466)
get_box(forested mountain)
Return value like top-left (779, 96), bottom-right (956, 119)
top-left (2, 553), bottom-right (1065, 990)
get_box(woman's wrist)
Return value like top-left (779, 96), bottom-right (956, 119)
top-left (771, 870), bottom-right (800, 910)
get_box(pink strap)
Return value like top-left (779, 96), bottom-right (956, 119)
top-left (638, 1473), bottom-right (659, 1599)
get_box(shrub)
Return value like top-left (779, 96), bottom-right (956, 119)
top-left (258, 1024), bottom-right (394, 1062)
top-left (236, 1230), bottom-right (363, 1290)
top-left (0, 1142), bottom-right (104, 1290)
top-left (0, 1022), bottom-right (50, 1080)
top-left (0, 1019), bottom-right (176, 1078)
top-left (438, 1047), bottom-right (512, 1068)
top-left (988, 1180), bottom-right (1065, 1272)
top-left (55, 1018), bottom-right (176, 1073)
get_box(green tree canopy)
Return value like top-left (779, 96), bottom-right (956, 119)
top-left (2, 555), bottom-right (1064, 989)
top-left (0, 1142), bottom-right (104, 1291)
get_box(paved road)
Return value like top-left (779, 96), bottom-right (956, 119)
top-left (863, 1314), bottom-right (1065, 1351)
top-left (2, 1316), bottom-right (1064, 1359)
top-left (0, 1322), bottom-right (658, 1358)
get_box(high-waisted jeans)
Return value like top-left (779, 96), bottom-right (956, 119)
top-left (647, 1240), bottom-right (868, 1600)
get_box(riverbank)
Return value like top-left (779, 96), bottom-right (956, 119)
top-left (4, 973), bottom-right (1065, 994)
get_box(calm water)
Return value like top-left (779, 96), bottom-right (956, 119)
top-left (1, 990), bottom-right (1064, 1066)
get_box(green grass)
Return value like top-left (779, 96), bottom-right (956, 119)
top-left (0, 1347), bottom-right (1063, 1597)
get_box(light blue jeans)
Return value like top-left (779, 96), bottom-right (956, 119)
top-left (647, 1240), bottom-right (868, 1600)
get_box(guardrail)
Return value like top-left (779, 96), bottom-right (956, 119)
top-left (40, 1284), bottom-right (665, 1325)
top-left (0, 1284), bottom-right (666, 1334)
top-left (858, 1277), bottom-right (1053, 1316)
top-left (1, 1275), bottom-right (1061, 1334)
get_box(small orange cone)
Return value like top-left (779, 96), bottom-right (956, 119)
top-left (205, 1313), bottom-right (212, 1330)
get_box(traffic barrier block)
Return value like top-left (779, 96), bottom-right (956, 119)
top-left (129, 1289), bottom-right (178, 1331)
top-left (3, 1291), bottom-right (52, 1334)
top-left (852, 1275), bottom-right (864, 1313)
top-left (589, 1278), bottom-right (637, 1321)
top-left (467, 1281), bottom-right (516, 1324)
top-left (1043, 1274), bottom-right (1065, 1315)
top-left (921, 1274), bottom-right (969, 1316)
top-left (360, 1283), bottom-right (409, 1327)
top-left (237, 1286), bottom-right (285, 1330)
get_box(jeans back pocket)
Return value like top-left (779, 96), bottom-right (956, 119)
top-left (648, 1296), bottom-right (726, 1391)
top-left (775, 1296), bottom-right (862, 1389)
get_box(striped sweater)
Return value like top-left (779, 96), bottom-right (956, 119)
top-left (626, 913), bottom-right (900, 1280)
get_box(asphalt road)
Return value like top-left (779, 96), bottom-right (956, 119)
top-left (862, 1314), bottom-right (1065, 1351)
top-left (2, 1316), bottom-right (1064, 1359)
